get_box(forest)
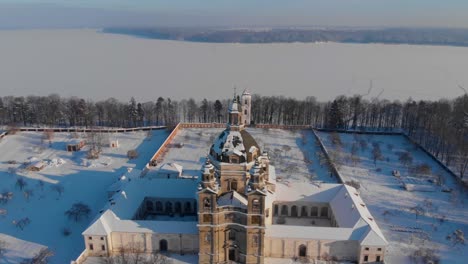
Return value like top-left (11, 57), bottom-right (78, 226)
top-left (0, 93), bottom-right (466, 179)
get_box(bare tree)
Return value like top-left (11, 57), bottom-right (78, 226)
top-left (65, 202), bottom-right (91, 222)
top-left (20, 248), bottom-right (54, 264)
top-left (50, 184), bottom-right (64, 197)
top-left (15, 178), bottom-right (27, 191)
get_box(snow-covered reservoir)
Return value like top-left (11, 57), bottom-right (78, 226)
top-left (0, 29), bottom-right (467, 101)
top-left (0, 130), bottom-right (169, 263)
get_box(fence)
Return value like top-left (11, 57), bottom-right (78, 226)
top-left (16, 126), bottom-right (166, 133)
top-left (313, 128), bottom-right (466, 187)
top-left (310, 129), bottom-right (344, 184)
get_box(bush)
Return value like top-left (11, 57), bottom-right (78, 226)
top-left (345, 180), bottom-right (361, 190)
top-left (62, 227), bottom-right (71, 237)
top-left (127, 149), bottom-right (138, 159)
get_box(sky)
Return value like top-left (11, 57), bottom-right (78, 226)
top-left (0, 0), bottom-right (468, 29)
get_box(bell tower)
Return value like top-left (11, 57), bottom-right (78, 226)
top-left (241, 89), bottom-right (252, 126)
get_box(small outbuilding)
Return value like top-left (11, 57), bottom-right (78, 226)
top-left (67, 139), bottom-right (85, 152)
top-left (27, 161), bottom-right (46, 171)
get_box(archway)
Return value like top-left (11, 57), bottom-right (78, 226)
top-left (281, 205), bottom-right (288, 216)
top-left (301, 206), bottom-right (308, 217)
top-left (299, 244), bottom-right (307, 257)
top-left (159, 239), bottom-right (168, 252)
top-left (291, 205), bottom-right (298, 217)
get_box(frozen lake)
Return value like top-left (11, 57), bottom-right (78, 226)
top-left (0, 29), bottom-right (467, 101)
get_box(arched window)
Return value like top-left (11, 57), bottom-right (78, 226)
top-left (228, 229), bottom-right (236, 240)
top-left (274, 204), bottom-right (279, 216)
top-left (321, 207), bottom-right (328, 217)
top-left (165, 202), bottom-right (172, 213)
top-left (204, 233), bottom-right (211, 243)
top-left (291, 205), bottom-right (298, 217)
top-left (155, 201), bottom-right (163, 212)
top-left (252, 199), bottom-right (260, 213)
top-left (281, 205), bottom-right (288, 216)
top-left (146, 200), bottom-right (154, 211)
top-left (299, 244), bottom-right (307, 257)
top-left (252, 234), bottom-right (259, 247)
top-left (300, 206), bottom-right (308, 217)
top-left (311, 206), bottom-right (318, 217)
top-left (175, 202), bottom-right (181, 213)
top-left (230, 180), bottom-right (238, 191)
top-left (204, 198), bottom-right (211, 210)
top-left (184, 202), bottom-right (192, 213)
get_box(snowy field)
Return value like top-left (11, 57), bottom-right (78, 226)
top-left (0, 130), bottom-right (169, 263)
top-left (1, 29), bottom-right (468, 101)
top-left (154, 127), bottom-right (335, 185)
top-left (316, 131), bottom-right (468, 264)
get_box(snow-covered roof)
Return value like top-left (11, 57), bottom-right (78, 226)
top-left (210, 129), bottom-right (260, 162)
top-left (217, 191), bottom-right (248, 209)
top-left (271, 183), bottom-right (387, 246)
top-left (159, 163), bottom-right (183, 174)
top-left (68, 139), bottom-right (84, 145)
top-left (30, 161), bottom-right (45, 169)
top-left (242, 88), bottom-right (251, 95)
top-left (83, 210), bottom-right (198, 236)
top-left (85, 177), bottom-right (199, 236)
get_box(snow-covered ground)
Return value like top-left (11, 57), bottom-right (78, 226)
top-left (0, 130), bottom-right (169, 263)
top-left (316, 131), bottom-right (468, 264)
top-left (248, 128), bottom-right (336, 183)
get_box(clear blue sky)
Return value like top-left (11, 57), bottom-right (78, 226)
top-left (1, 0), bottom-right (467, 29)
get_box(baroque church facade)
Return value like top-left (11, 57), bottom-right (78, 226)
top-left (198, 90), bottom-right (272, 263)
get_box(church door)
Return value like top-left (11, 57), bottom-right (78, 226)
top-left (160, 239), bottom-right (168, 252)
top-left (229, 248), bottom-right (236, 261)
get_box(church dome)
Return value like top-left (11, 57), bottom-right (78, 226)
top-left (209, 129), bottom-right (261, 164)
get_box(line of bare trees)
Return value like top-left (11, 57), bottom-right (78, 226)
top-left (0, 93), bottom-right (466, 178)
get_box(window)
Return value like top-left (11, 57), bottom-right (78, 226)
top-left (301, 206), bottom-right (308, 217)
top-left (100, 237), bottom-right (104, 241)
top-left (252, 235), bottom-right (259, 247)
top-left (364, 255), bottom-right (368, 262)
top-left (156, 201), bottom-right (163, 211)
top-left (146, 200), bottom-right (154, 211)
top-left (185, 201), bottom-right (192, 213)
top-left (265, 208), bottom-right (270, 217)
top-left (376, 256), bottom-right (381, 262)
top-left (281, 205), bottom-right (288, 216)
top-left (88, 237), bottom-right (92, 240)
top-left (377, 248), bottom-right (382, 251)
top-left (228, 230), bottom-right (236, 240)
top-left (311, 206), bottom-right (318, 217)
top-left (365, 247), bottom-right (369, 251)
top-left (320, 207), bottom-right (328, 217)
top-left (165, 202), bottom-right (172, 213)
top-left (245, 100), bottom-right (248, 104)
top-left (291, 205), bottom-right (298, 217)
top-left (204, 198), bottom-right (211, 210)
top-left (273, 205), bottom-right (278, 216)
top-left (244, 109), bottom-right (247, 114)
top-left (252, 199), bottom-right (260, 212)
top-left (203, 214), bottom-right (212, 223)
top-left (101, 245), bottom-right (105, 251)
top-left (89, 244), bottom-right (94, 250)
top-left (252, 216), bottom-right (261, 224)
top-left (204, 233), bottom-right (211, 243)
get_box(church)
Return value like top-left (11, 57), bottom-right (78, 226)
top-left (77, 89), bottom-right (387, 264)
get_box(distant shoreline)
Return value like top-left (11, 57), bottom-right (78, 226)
top-left (102, 27), bottom-right (468, 48)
